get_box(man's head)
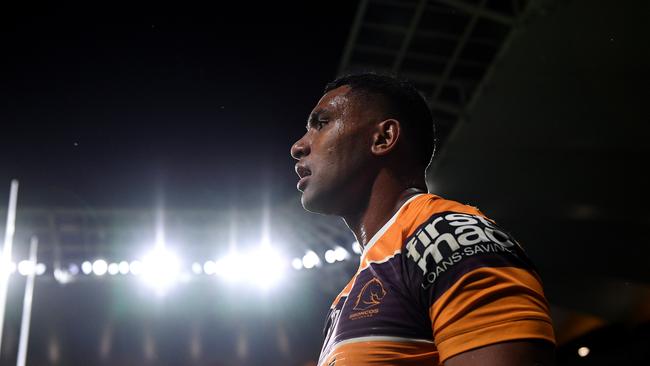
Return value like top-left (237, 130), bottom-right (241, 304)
top-left (290, 73), bottom-right (435, 215)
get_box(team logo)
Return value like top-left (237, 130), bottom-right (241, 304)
top-left (353, 277), bottom-right (386, 311)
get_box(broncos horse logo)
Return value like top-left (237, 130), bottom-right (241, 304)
top-left (353, 277), bottom-right (387, 311)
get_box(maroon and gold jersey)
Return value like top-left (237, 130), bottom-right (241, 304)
top-left (318, 194), bottom-right (555, 366)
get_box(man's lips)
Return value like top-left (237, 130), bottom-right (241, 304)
top-left (295, 164), bottom-right (311, 191)
top-left (297, 175), bottom-right (310, 191)
top-left (295, 164), bottom-right (311, 179)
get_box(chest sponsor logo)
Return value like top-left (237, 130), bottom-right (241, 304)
top-left (405, 213), bottom-right (518, 288)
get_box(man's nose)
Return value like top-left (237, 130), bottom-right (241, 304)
top-left (291, 135), bottom-right (310, 160)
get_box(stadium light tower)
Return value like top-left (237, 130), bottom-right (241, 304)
top-left (0, 180), bottom-right (19, 356)
top-left (139, 206), bottom-right (181, 295)
top-left (248, 245), bottom-right (287, 290)
top-left (141, 246), bottom-right (181, 295)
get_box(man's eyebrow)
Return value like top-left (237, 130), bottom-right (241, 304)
top-left (306, 109), bottom-right (326, 129)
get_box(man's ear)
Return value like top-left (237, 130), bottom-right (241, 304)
top-left (371, 119), bottom-right (400, 156)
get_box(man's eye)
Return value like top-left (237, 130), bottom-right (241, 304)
top-left (316, 120), bottom-right (328, 130)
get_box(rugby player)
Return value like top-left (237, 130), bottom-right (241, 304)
top-left (291, 73), bottom-right (555, 365)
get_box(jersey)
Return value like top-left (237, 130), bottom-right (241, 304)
top-left (318, 193), bottom-right (555, 366)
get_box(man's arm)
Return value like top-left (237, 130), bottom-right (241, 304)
top-left (444, 340), bottom-right (555, 366)
top-left (401, 210), bottom-right (556, 363)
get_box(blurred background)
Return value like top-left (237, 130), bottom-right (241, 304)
top-left (1, 0), bottom-right (648, 365)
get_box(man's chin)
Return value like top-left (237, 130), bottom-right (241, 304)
top-left (301, 191), bottom-right (336, 215)
top-left (300, 194), bottom-right (322, 214)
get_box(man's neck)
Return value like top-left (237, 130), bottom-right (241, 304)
top-left (342, 173), bottom-right (427, 249)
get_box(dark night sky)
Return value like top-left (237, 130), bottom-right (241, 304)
top-left (1, 3), bottom-right (359, 209)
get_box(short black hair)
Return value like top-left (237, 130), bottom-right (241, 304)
top-left (324, 73), bottom-right (436, 168)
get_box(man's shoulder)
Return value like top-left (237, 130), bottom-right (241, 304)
top-left (398, 193), bottom-right (488, 232)
top-left (360, 193), bottom-right (494, 266)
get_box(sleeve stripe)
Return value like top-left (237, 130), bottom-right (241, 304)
top-left (426, 254), bottom-right (532, 305)
top-left (429, 266), bottom-right (555, 362)
top-left (437, 318), bottom-right (556, 363)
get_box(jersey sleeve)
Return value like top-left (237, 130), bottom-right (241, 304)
top-left (402, 211), bottom-right (555, 363)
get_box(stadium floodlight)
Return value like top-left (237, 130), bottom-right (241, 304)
top-left (203, 261), bottom-right (216, 275)
top-left (578, 347), bottom-right (590, 357)
top-left (302, 251), bottom-right (320, 269)
top-left (118, 261), bottom-right (129, 275)
top-left (81, 261), bottom-right (93, 275)
top-left (129, 260), bottom-right (143, 276)
top-left (68, 263), bottom-right (79, 275)
top-left (291, 258), bottom-right (303, 270)
top-left (247, 245), bottom-right (287, 289)
top-left (215, 252), bottom-right (246, 283)
top-left (107, 263), bottom-right (119, 276)
top-left (324, 250), bottom-right (336, 264)
top-left (351, 241), bottom-right (362, 255)
top-left (214, 245), bottom-right (288, 289)
top-left (334, 246), bottom-right (349, 262)
top-left (17, 261), bottom-right (34, 276)
top-left (53, 268), bottom-right (73, 284)
top-left (191, 262), bottom-right (203, 275)
top-left (140, 247), bottom-right (181, 295)
top-left (92, 260), bottom-right (108, 276)
top-left (35, 263), bottom-right (46, 276)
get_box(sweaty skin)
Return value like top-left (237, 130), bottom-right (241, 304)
top-left (291, 85), bottom-right (426, 247)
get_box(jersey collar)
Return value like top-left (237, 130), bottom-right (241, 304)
top-left (360, 193), bottom-right (425, 259)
